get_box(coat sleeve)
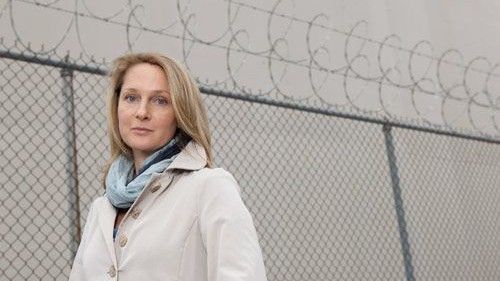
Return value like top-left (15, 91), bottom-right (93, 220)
top-left (69, 199), bottom-right (96, 280)
top-left (198, 171), bottom-right (268, 281)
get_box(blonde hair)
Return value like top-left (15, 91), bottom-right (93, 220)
top-left (103, 53), bottom-right (213, 187)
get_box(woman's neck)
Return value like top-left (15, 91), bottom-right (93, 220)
top-left (132, 151), bottom-right (149, 174)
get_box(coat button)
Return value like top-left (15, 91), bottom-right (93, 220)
top-left (150, 185), bottom-right (160, 193)
top-left (131, 208), bottom-right (141, 219)
top-left (107, 265), bottom-right (116, 277)
top-left (119, 235), bottom-right (128, 247)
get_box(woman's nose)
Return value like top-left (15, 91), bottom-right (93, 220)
top-left (135, 102), bottom-right (150, 120)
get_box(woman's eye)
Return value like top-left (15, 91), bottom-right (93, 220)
top-left (153, 96), bottom-right (168, 105)
top-left (124, 95), bottom-right (138, 103)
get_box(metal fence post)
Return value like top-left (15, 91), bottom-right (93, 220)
top-left (383, 124), bottom-right (415, 281)
top-left (61, 56), bottom-right (82, 259)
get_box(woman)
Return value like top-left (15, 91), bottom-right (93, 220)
top-left (69, 53), bottom-right (267, 280)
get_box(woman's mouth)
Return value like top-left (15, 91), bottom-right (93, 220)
top-left (131, 127), bottom-right (153, 134)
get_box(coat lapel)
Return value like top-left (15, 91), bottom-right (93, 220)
top-left (97, 197), bottom-right (118, 266)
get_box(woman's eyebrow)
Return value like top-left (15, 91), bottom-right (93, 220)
top-left (151, 89), bottom-right (170, 95)
top-left (121, 87), bottom-right (139, 93)
top-left (121, 88), bottom-right (169, 95)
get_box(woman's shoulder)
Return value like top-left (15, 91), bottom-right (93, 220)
top-left (193, 167), bottom-right (243, 197)
top-left (191, 167), bottom-right (239, 187)
top-left (86, 195), bottom-right (115, 214)
top-left (192, 167), bottom-right (235, 180)
top-left (91, 195), bottom-right (108, 206)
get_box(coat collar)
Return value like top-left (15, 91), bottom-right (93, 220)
top-left (96, 141), bottom-right (207, 265)
top-left (166, 140), bottom-right (207, 171)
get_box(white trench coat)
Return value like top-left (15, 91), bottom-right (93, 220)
top-left (69, 141), bottom-right (268, 281)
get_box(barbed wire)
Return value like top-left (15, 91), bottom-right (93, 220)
top-left (3, 0), bottom-right (500, 138)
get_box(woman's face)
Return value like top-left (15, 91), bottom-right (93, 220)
top-left (118, 63), bottom-right (177, 161)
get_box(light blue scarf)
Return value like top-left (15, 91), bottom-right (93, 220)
top-left (105, 137), bottom-right (181, 209)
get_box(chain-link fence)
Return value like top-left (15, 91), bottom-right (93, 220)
top-left (2, 43), bottom-right (500, 281)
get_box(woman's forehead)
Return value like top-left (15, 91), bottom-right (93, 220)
top-left (121, 63), bottom-right (169, 91)
top-left (121, 87), bottom-right (170, 95)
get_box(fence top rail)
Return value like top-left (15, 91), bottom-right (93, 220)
top-left (2, 47), bottom-right (500, 145)
top-left (0, 48), bottom-right (107, 75)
